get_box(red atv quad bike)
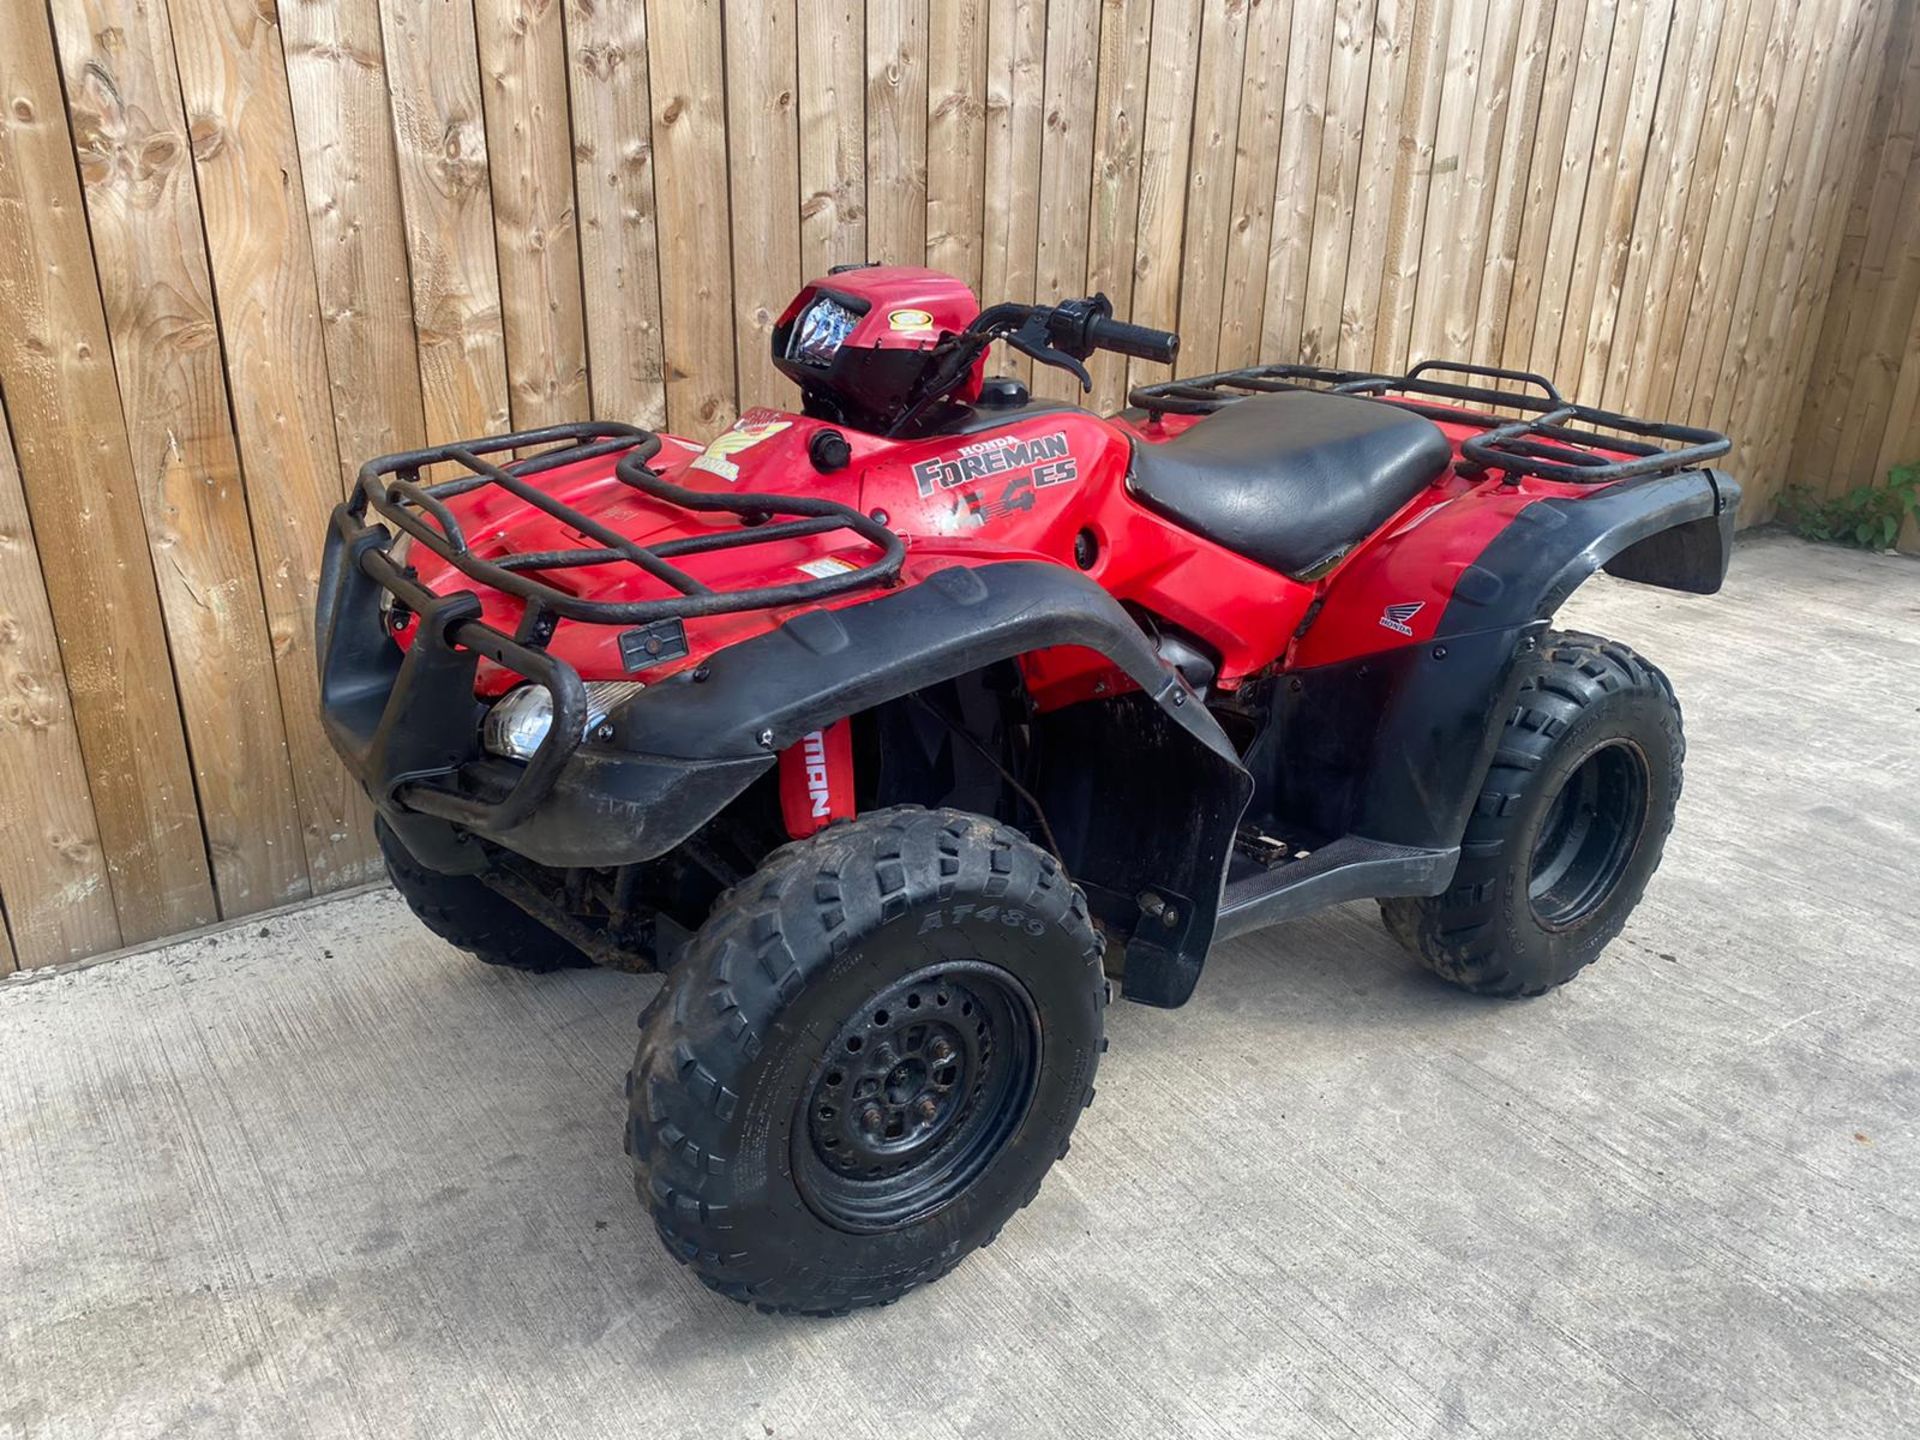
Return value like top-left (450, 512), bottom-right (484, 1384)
top-left (319, 265), bottom-right (1736, 1315)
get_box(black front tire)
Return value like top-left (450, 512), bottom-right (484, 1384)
top-left (627, 807), bottom-right (1105, 1316)
top-left (1381, 631), bottom-right (1684, 997)
top-left (377, 820), bottom-right (592, 973)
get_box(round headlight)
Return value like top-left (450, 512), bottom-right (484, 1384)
top-left (482, 685), bottom-right (554, 760)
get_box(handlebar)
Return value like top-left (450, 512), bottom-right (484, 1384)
top-left (1082, 314), bottom-right (1179, 365)
top-left (887, 293), bottom-right (1181, 434)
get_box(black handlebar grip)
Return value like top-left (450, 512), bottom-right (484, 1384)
top-left (1087, 316), bottom-right (1180, 364)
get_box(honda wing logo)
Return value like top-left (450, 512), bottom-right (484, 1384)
top-left (1379, 601), bottom-right (1425, 637)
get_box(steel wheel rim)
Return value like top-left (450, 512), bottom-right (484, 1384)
top-left (793, 960), bottom-right (1041, 1234)
top-left (1527, 738), bottom-right (1651, 930)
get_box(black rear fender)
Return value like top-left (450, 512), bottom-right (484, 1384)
top-left (1260, 468), bottom-right (1738, 854)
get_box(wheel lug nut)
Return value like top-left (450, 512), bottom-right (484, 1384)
top-left (928, 1037), bottom-right (953, 1061)
top-left (859, 1106), bottom-right (883, 1134)
top-left (915, 1096), bottom-right (938, 1123)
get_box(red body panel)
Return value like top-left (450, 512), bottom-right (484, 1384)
top-left (400, 383), bottom-right (1640, 703)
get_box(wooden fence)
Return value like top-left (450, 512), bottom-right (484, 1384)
top-left (1790, 0), bottom-right (1920, 546)
top-left (0, 0), bottom-right (1910, 972)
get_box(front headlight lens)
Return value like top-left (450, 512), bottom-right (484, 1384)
top-left (788, 296), bottom-right (859, 364)
top-left (481, 680), bottom-right (649, 761)
top-left (482, 685), bottom-right (554, 760)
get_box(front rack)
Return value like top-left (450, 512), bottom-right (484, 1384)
top-left (350, 420), bottom-right (903, 637)
top-left (1129, 359), bottom-right (1730, 485)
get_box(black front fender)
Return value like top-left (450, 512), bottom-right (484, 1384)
top-left (604, 561), bottom-right (1254, 1005)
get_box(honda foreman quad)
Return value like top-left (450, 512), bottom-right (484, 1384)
top-left (318, 265), bottom-right (1737, 1315)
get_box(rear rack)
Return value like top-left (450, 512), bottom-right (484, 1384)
top-left (350, 420), bottom-right (903, 635)
top-left (1129, 360), bottom-right (1730, 485)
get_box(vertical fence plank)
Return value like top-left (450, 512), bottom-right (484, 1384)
top-left (1673, 0), bottom-right (1789, 425)
top-left (1816, 2), bottom-right (1920, 493)
top-left (476, 0), bottom-right (591, 428)
top-left (1467, 0), bottom-right (1554, 368)
top-left (645, 0), bottom-right (736, 433)
top-left (1634, 0), bottom-right (1755, 421)
top-left (1085, 0), bottom-right (1155, 408)
top-left (379, 0), bottom-right (512, 442)
top-left (1663, 0), bottom-right (1776, 420)
top-left (1557, 0), bottom-right (1675, 398)
top-left (1032, 0), bottom-right (1104, 400)
top-left (1298, 0), bottom-right (1378, 366)
top-left (1413, 0), bottom-right (1534, 366)
top-left (1258, 0), bottom-right (1335, 366)
top-left (1742, 0), bottom-right (1879, 492)
top-left (0, 3), bottom-right (216, 943)
top-left (279, 0), bottom-right (426, 889)
top-left (726, 0), bottom-right (803, 405)
top-left (1604, 0), bottom-right (1730, 412)
top-left (1781, 0), bottom-right (1893, 491)
top-left (1128, 0), bottom-right (1203, 388)
top-left (1336, 0), bottom-right (1423, 369)
top-left (928, 0), bottom-right (988, 287)
top-left (281, 0), bottom-right (430, 465)
top-left (563, 0), bottom-right (669, 428)
top-left (799, 0), bottom-right (869, 278)
top-left (0, 394), bottom-right (121, 967)
top-left (982, 0), bottom-right (1048, 381)
top-left (1215, 0), bottom-right (1295, 372)
top-left (50, 0), bottom-right (311, 915)
top-left (1403, 0), bottom-right (1488, 364)
top-left (169, 0), bottom-right (385, 893)
top-left (1172, 0), bottom-right (1251, 376)
top-left (1688, 0), bottom-right (1800, 433)
top-left (868, 0), bottom-right (930, 264)
top-left (1365, 0), bottom-right (1448, 370)
top-left (1506, 0), bottom-right (1614, 381)
top-left (1710, 0), bottom-right (1834, 481)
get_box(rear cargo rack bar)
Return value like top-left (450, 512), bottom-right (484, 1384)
top-left (1129, 359), bottom-right (1730, 485)
top-left (351, 420), bottom-right (903, 630)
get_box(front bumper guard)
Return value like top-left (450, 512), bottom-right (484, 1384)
top-left (317, 506), bottom-right (766, 870)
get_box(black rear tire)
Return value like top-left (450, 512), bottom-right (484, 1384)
top-left (377, 820), bottom-right (592, 973)
top-left (627, 806), bottom-right (1105, 1316)
top-left (1380, 631), bottom-right (1683, 997)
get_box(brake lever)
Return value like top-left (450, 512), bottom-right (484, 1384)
top-left (1007, 316), bottom-right (1093, 391)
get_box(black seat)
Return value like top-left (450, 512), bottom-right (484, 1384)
top-left (1129, 390), bottom-right (1453, 577)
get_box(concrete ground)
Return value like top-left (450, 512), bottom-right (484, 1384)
top-left (2, 531), bottom-right (1917, 1439)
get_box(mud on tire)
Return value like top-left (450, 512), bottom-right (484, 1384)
top-left (1380, 631), bottom-right (1684, 997)
top-left (627, 806), bottom-right (1105, 1316)
top-left (377, 820), bottom-right (592, 973)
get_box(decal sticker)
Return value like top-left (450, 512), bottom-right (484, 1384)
top-left (911, 430), bottom-right (1079, 499)
top-left (796, 555), bottom-right (858, 580)
top-left (778, 719), bottom-right (854, 837)
top-left (1379, 601), bottom-right (1425, 636)
top-left (888, 307), bottom-right (936, 332)
top-left (689, 408), bottom-right (792, 481)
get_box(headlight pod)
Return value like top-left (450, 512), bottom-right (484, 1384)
top-left (481, 679), bottom-right (648, 761)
